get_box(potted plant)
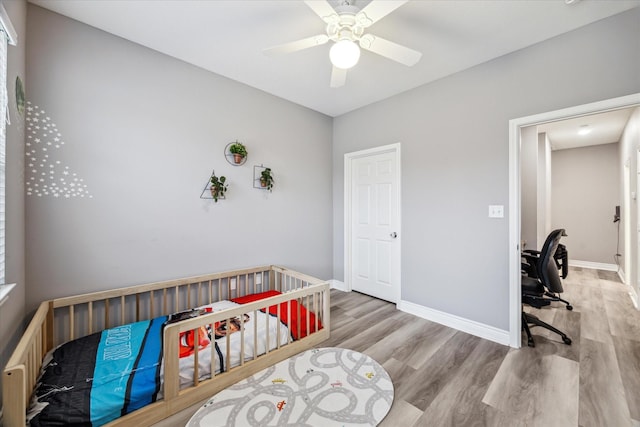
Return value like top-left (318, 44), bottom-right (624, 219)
top-left (260, 167), bottom-right (274, 191)
top-left (210, 173), bottom-right (228, 202)
top-left (229, 141), bottom-right (247, 164)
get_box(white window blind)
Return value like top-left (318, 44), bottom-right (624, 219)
top-left (0, 4), bottom-right (17, 289)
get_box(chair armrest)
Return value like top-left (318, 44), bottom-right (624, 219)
top-left (522, 249), bottom-right (541, 256)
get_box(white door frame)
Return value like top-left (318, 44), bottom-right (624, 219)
top-left (508, 93), bottom-right (640, 348)
top-left (344, 143), bottom-right (402, 302)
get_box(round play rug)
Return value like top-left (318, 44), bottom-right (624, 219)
top-left (186, 347), bottom-right (394, 426)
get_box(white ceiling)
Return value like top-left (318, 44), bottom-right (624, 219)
top-left (30, 0), bottom-right (640, 117)
top-left (538, 108), bottom-right (635, 151)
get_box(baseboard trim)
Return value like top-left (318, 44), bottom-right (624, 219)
top-left (328, 280), bottom-right (347, 292)
top-left (398, 300), bottom-right (510, 347)
top-left (629, 286), bottom-right (639, 310)
top-left (568, 260), bottom-right (618, 272)
top-left (618, 268), bottom-right (626, 284)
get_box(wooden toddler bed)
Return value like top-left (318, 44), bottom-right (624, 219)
top-left (2, 265), bottom-right (330, 426)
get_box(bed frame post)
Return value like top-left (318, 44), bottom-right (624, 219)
top-left (45, 301), bottom-right (54, 352)
top-left (3, 365), bottom-right (25, 427)
top-left (162, 325), bottom-right (180, 400)
top-left (323, 287), bottom-right (331, 331)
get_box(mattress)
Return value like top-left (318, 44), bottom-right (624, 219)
top-left (173, 299), bottom-right (291, 390)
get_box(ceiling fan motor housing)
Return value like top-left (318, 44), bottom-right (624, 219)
top-left (326, 5), bottom-right (371, 42)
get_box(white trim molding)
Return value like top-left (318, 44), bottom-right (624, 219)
top-left (0, 282), bottom-right (16, 306)
top-left (618, 268), bottom-right (626, 284)
top-left (614, 267), bottom-right (640, 310)
top-left (629, 286), bottom-right (639, 310)
top-left (568, 260), bottom-right (618, 271)
top-left (398, 300), bottom-right (510, 347)
top-left (328, 279), bottom-right (347, 292)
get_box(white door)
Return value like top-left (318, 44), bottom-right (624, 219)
top-left (346, 145), bottom-right (400, 303)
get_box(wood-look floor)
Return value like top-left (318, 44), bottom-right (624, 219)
top-left (155, 267), bottom-right (640, 426)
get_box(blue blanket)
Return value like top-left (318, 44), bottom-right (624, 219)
top-left (29, 316), bottom-right (167, 427)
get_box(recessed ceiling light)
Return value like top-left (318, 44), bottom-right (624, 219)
top-left (565, 0), bottom-right (582, 5)
top-left (578, 125), bottom-right (592, 136)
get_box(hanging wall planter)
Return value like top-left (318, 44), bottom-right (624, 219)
top-left (260, 168), bottom-right (274, 191)
top-left (200, 169), bottom-right (228, 202)
top-left (225, 141), bottom-right (247, 166)
top-left (254, 165), bottom-right (274, 192)
top-left (209, 173), bottom-right (227, 202)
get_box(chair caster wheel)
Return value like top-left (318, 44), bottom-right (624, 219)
top-left (566, 305), bottom-right (573, 311)
top-left (562, 337), bottom-right (572, 345)
top-left (528, 338), bottom-right (535, 348)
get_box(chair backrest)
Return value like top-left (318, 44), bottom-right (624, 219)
top-left (537, 229), bottom-right (565, 293)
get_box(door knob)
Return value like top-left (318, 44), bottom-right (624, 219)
top-left (390, 232), bottom-right (398, 238)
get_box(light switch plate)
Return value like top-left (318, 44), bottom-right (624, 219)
top-left (489, 205), bottom-right (504, 218)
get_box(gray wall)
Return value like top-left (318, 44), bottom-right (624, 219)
top-left (551, 143), bottom-right (620, 264)
top-left (537, 132), bottom-right (552, 246)
top-left (25, 5), bottom-right (333, 311)
top-left (0, 0), bottom-right (27, 412)
top-left (333, 8), bottom-right (640, 331)
top-left (520, 126), bottom-right (538, 250)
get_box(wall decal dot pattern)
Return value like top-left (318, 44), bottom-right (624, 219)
top-left (25, 101), bottom-right (92, 198)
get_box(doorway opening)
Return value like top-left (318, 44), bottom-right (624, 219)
top-left (508, 93), bottom-right (640, 347)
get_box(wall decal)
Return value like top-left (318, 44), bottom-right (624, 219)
top-left (25, 101), bottom-right (92, 198)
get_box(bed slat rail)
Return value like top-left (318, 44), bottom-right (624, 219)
top-left (48, 266), bottom-right (274, 346)
top-left (162, 281), bottom-right (330, 401)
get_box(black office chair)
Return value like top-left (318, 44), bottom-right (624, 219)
top-left (521, 231), bottom-right (572, 311)
top-left (521, 229), bottom-right (572, 347)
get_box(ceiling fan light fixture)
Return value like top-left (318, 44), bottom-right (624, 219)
top-left (330, 40), bottom-right (361, 69)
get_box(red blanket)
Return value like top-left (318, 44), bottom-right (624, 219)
top-left (231, 290), bottom-right (322, 340)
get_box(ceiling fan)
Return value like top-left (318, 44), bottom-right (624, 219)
top-left (263, 0), bottom-right (422, 88)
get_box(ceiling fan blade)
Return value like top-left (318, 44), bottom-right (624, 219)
top-left (303, 0), bottom-right (339, 24)
top-left (263, 34), bottom-right (329, 56)
top-left (356, 0), bottom-right (409, 28)
top-left (359, 34), bottom-right (422, 66)
top-left (330, 66), bottom-right (347, 88)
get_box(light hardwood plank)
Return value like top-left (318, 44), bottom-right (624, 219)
top-left (613, 335), bottom-right (640, 421)
top-left (604, 292), bottom-right (640, 341)
top-left (483, 350), bottom-right (579, 427)
top-left (323, 302), bottom-right (397, 347)
top-left (364, 325), bottom-right (421, 368)
top-left (579, 337), bottom-right (631, 427)
top-left (378, 398), bottom-right (423, 427)
top-left (400, 332), bottom-right (481, 411)
top-left (581, 309), bottom-right (613, 344)
top-left (337, 309), bottom-right (415, 355)
top-left (416, 338), bottom-right (510, 426)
